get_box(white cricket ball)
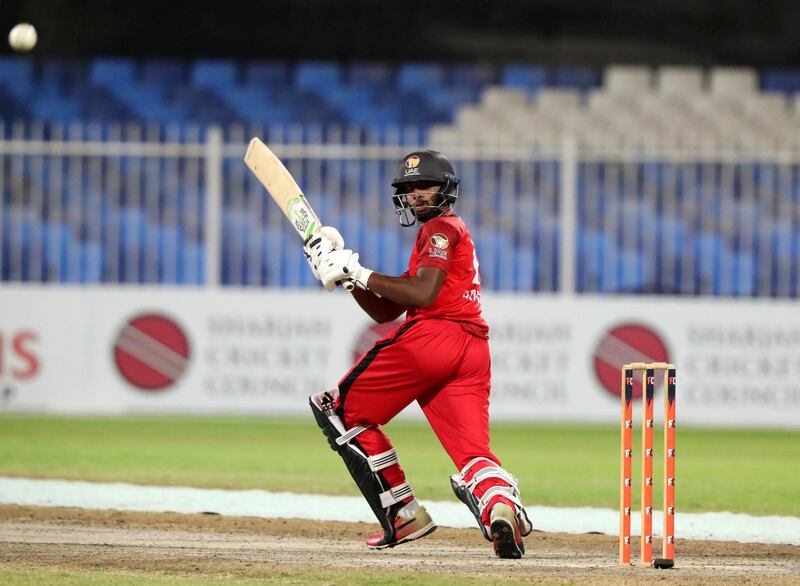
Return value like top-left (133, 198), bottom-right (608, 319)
top-left (8, 23), bottom-right (37, 53)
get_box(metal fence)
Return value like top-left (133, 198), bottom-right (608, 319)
top-left (1, 121), bottom-right (799, 297)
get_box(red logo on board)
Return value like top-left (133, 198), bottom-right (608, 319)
top-left (113, 313), bottom-right (191, 391)
top-left (593, 323), bottom-right (669, 400)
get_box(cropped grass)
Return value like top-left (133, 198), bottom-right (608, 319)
top-left (0, 414), bottom-right (798, 517)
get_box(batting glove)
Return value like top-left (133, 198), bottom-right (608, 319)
top-left (319, 249), bottom-right (373, 291)
top-left (303, 226), bottom-right (345, 285)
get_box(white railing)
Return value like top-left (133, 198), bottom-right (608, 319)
top-left (1, 121), bottom-right (800, 297)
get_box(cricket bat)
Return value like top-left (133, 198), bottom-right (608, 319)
top-left (243, 137), bottom-right (354, 291)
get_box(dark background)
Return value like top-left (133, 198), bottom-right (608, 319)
top-left (1, 0), bottom-right (799, 66)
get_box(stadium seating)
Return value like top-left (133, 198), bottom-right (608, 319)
top-left (1, 58), bottom-right (799, 297)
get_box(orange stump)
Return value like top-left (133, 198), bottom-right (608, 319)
top-left (619, 362), bottom-right (676, 569)
top-left (619, 367), bottom-right (633, 565)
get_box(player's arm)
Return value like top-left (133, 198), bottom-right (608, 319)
top-left (318, 249), bottom-right (446, 308)
top-left (340, 267), bottom-right (445, 322)
top-left (364, 267), bottom-right (445, 308)
top-left (350, 287), bottom-right (406, 323)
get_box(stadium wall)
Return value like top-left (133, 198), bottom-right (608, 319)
top-left (1, 285), bottom-right (798, 428)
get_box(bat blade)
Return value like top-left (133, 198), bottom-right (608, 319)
top-left (244, 137), bottom-right (320, 241)
top-left (244, 137), bottom-right (354, 291)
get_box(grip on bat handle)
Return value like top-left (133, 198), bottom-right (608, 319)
top-left (341, 280), bottom-right (354, 291)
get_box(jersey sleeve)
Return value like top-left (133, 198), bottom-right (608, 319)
top-left (416, 218), bottom-right (461, 272)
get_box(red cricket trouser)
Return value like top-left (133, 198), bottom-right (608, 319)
top-left (337, 318), bottom-right (512, 521)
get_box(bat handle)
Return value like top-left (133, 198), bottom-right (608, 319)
top-left (340, 280), bottom-right (355, 292)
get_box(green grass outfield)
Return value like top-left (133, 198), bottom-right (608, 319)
top-left (0, 414), bottom-right (798, 517)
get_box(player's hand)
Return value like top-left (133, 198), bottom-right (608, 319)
top-left (319, 249), bottom-right (373, 291)
top-left (303, 226), bottom-right (345, 282)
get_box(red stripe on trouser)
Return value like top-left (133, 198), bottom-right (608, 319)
top-left (339, 319), bottom-right (516, 516)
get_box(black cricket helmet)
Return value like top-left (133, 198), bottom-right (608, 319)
top-left (390, 150), bottom-right (460, 227)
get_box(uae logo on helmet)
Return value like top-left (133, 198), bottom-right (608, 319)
top-left (405, 155), bottom-right (420, 168)
top-left (404, 155), bottom-right (421, 176)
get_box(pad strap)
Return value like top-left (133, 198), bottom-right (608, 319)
top-left (466, 466), bottom-right (517, 491)
top-left (368, 448), bottom-right (399, 472)
top-left (379, 482), bottom-right (413, 508)
top-left (478, 485), bottom-right (525, 511)
top-left (336, 425), bottom-right (368, 446)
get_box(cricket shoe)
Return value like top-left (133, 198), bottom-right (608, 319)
top-left (366, 504), bottom-right (437, 549)
top-left (490, 502), bottom-right (525, 559)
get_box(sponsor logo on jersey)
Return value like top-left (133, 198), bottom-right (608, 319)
top-left (404, 155), bottom-right (421, 176)
top-left (428, 232), bottom-right (449, 259)
top-left (430, 233), bottom-right (449, 249)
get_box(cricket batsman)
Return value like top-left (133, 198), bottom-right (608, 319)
top-left (304, 150), bottom-right (533, 559)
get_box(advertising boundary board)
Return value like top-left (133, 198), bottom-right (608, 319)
top-left (1, 285), bottom-right (798, 428)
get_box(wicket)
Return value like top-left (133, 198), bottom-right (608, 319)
top-left (619, 362), bottom-right (676, 569)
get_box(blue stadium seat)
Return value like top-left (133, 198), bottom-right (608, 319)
top-left (294, 61), bottom-right (342, 93)
top-left (244, 61), bottom-right (290, 88)
top-left (659, 215), bottom-right (685, 255)
top-left (397, 63), bottom-right (446, 92)
top-left (142, 60), bottom-right (187, 88)
top-left (424, 86), bottom-right (480, 114)
top-left (81, 87), bottom-right (134, 121)
top-left (80, 241), bottom-right (104, 283)
top-left (695, 233), bottom-right (725, 293)
top-left (615, 250), bottom-right (645, 293)
top-left (761, 69), bottom-right (800, 94)
top-left (178, 242), bottom-right (205, 285)
top-left (39, 59), bottom-right (86, 95)
top-left (771, 220), bottom-right (793, 259)
top-left (0, 87), bottom-right (28, 120)
top-left (513, 249), bottom-right (539, 290)
top-left (120, 207), bottom-right (146, 248)
top-left (501, 64), bottom-right (548, 93)
top-left (348, 62), bottom-right (393, 87)
top-left (338, 210), bottom-right (364, 253)
top-left (324, 85), bottom-right (376, 111)
top-left (0, 56), bottom-right (33, 99)
top-left (29, 94), bottom-right (82, 123)
top-left (191, 59), bottom-right (239, 91)
top-left (89, 57), bottom-right (136, 89)
top-left (732, 252), bottom-right (756, 296)
top-left (473, 228), bottom-right (513, 290)
top-left (9, 209), bottom-right (35, 249)
top-left (345, 103), bottom-right (401, 127)
top-left (222, 87), bottom-right (281, 121)
top-left (290, 91), bottom-right (343, 124)
top-left (117, 86), bottom-right (187, 124)
top-left (393, 90), bottom-right (443, 124)
top-left (175, 87), bottom-right (238, 124)
top-left (375, 227), bottom-right (405, 275)
top-left (553, 66), bottom-right (602, 91)
top-left (158, 224), bottom-right (184, 283)
top-left (449, 63), bottom-right (497, 89)
top-left (104, 84), bottom-right (161, 109)
top-left (43, 221), bottom-right (71, 280)
top-left (260, 230), bottom-right (281, 287)
top-left (580, 230), bottom-right (611, 292)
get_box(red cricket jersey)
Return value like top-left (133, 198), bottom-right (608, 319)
top-left (403, 212), bottom-right (489, 339)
